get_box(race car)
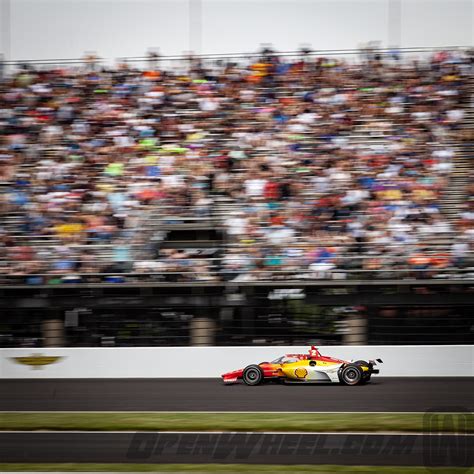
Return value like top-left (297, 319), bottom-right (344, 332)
top-left (222, 346), bottom-right (382, 386)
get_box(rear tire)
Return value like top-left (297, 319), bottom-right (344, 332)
top-left (340, 364), bottom-right (362, 386)
top-left (354, 360), bottom-right (371, 382)
top-left (242, 365), bottom-right (264, 386)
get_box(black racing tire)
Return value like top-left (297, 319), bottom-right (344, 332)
top-left (242, 364), bottom-right (264, 386)
top-left (340, 364), bottom-right (363, 386)
top-left (354, 360), bottom-right (371, 380)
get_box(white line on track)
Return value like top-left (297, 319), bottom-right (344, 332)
top-left (0, 411), bottom-right (453, 414)
top-left (3, 430), bottom-right (474, 437)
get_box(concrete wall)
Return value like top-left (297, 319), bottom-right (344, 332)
top-left (1, 345), bottom-right (472, 378)
top-left (0, 0), bottom-right (472, 61)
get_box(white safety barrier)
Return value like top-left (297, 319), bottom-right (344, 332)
top-left (0, 346), bottom-right (472, 379)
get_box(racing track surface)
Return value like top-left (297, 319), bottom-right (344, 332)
top-left (2, 432), bottom-right (473, 466)
top-left (1, 377), bottom-right (473, 412)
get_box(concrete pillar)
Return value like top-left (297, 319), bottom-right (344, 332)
top-left (344, 314), bottom-right (368, 345)
top-left (42, 319), bottom-right (65, 347)
top-left (190, 317), bottom-right (215, 346)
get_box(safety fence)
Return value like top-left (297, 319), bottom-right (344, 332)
top-left (1, 303), bottom-right (472, 348)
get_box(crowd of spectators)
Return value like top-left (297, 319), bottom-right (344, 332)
top-left (0, 48), bottom-right (473, 284)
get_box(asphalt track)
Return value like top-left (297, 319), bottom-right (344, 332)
top-left (1, 432), bottom-right (472, 466)
top-left (1, 377), bottom-right (473, 412)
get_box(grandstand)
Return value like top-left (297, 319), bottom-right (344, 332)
top-left (0, 47), bottom-right (473, 348)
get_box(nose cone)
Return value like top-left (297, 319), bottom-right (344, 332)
top-left (221, 368), bottom-right (242, 378)
top-left (222, 368), bottom-right (243, 383)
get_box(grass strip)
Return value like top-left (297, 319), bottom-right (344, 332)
top-left (0, 465), bottom-right (469, 473)
top-left (0, 412), bottom-right (471, 433)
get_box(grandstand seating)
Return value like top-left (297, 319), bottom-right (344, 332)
top-left (0, 49), bottom-right (473, 284)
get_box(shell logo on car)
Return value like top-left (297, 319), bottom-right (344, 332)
top-left (294, 367), bottom-right (308, 378)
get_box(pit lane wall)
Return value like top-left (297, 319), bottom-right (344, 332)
top-left (0, 346), bottom-right (472, 378)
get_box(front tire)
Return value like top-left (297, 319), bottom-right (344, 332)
top-left (242, 365), bottom-right (264, 386)
top-left (340, 364), bottom-right (362, 386)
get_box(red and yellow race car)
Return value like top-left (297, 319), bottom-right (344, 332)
top-left (222, 346), bottom-right (382, 386)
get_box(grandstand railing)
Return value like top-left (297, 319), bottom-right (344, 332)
top-left (1, 266), bottom-right (473, 286)
top-left (1, 45), bottom-right (471, 74)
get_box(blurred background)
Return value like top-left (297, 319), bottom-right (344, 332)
top-left (0, 0), bottom-right (473, 59)
top-left (0, 0), bottom-right (473, 349)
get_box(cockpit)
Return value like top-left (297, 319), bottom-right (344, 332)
top-left (270, 355), bottom-right (302, 364)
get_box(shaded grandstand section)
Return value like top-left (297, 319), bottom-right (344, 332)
top-left (1, 281), bottom-right (472, 347)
